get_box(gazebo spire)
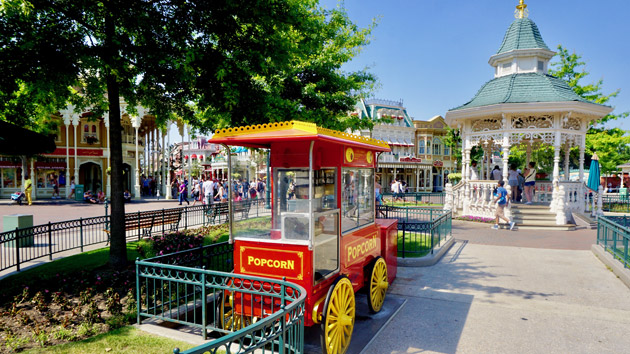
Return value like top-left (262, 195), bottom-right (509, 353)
top-left (515, 0), bottom-right (528, 19)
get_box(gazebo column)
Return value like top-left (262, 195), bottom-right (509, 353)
top-left (526, 143), bottom-right (532, 167)
top-left (502, 133), bottom-right (512, 218)
top-left (551, 132), bottom-right (561, 212)
top-left (564, 142), bottom-right (571, 181)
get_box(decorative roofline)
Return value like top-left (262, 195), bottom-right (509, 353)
top-left (213, 120), bottom-right (390, 149)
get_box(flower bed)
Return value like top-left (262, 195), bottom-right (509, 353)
top-left (454, 215), bottom-right (495, 224)
top-left (0, 224), bottom-right (230, 352)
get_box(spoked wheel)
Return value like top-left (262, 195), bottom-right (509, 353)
top-left (321, 276), bottom-right (355, 354)
top-left (368, 257), bottom-right (389, 313)
top-left (218, 293), bottom-right (255, 331)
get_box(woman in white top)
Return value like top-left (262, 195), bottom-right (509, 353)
top-left (508, 164), bottom-right (519, 202)
top-left (523, 161), bottom-right (536, 204)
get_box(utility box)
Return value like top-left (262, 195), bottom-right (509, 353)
top-left (4, 214), bottom-right (34, 247)
top-left (75, 184), bottom-right (84, 201)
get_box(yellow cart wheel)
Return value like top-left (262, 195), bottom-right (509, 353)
top-left (367, 257), bottom-right (389, 313)
top-left (321, 276), bottom-right (355, 354)
top-left (218, 293), bottom-right (253, 331)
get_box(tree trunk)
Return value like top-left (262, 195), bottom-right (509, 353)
top-left (104, 3), bottom-right (127, 268)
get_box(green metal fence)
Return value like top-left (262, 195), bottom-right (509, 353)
top-left (381, 192), bottom-right (445, 205)
top-left (597, 216), bottom-right (630, 268)
top-left (377, 205), bottom-right (452, 258)
top-left (136, 243), bottom-right (306, 354)
top-left (601, 195), bottom-right (630, 213)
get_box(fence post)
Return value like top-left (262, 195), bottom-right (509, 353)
top-left (80, 218), bottom-right (84, 252)
top-left (138, 211), bottom-right (141, 241)
top-left (15, 227), bottom-right (20, 272)
top-left (162, 209), bottom-right (165, 235)
top-left (48, 222), bottom-right (53, 261)
top-left (201, 268), bottom-right (207, 340)
top-left (401, 221), bottom-right (405, 259)
top-left (185, 207), bottom-right (188, 229)
top-left (136, 259), bottom-right (141, 325)
top-left (280, 277), bottom-right (287, 353)
top-left (430, 222), bottom-right (435, 255)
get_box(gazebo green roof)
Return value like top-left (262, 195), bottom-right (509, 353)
top-left (449, 73), bottom-right (596, 111)
top-left (496, 18), bottom-right (549, 54)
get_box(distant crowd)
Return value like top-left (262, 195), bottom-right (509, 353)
top-left (171, 175), bottom-right (266, 206)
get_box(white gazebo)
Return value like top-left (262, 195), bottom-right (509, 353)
top-left (443, 1), bottom-right (612, 224)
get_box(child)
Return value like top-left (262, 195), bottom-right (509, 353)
top-left (492, 180), bottom-right (515, 230)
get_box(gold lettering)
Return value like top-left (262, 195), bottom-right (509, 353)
top-left (245, 255), bottom-right (296, 270)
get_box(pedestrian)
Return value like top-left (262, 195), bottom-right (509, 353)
top-left (491, 165), bottom-right (502, 181)
top-left (216, 182), bottom-right (226, 203)
top-left (469, 161), bottom-right (479, 181)
top-left (517, 168), bottom-right (525, 202)
top-left (67, 176), bottom-right (76, 199)
top-left (492, 180), bottom-right (515, 230)
top-left (523, 161), bottom-right (536, 205)
top-left (203, 176), bottom-right (214, 205)
top-left (24, 175), bottom-right (33, 206)
top-left (51, 174), bottom-right (60, 199)
top-left (508, 164), bottom-right (519, 202)
top-left (191, 177), bottom-right (201, 206)
top-left (178, 179), bottom-right (189, 205)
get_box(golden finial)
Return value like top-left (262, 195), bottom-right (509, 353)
top-left (515, 0), bottom-right (528, 19)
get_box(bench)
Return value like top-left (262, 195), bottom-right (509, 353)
top-left (104, 208), bottom-right (182, 244)
top-left (205, 201), bottom-right (252, 224)
top-left (206, 203), bottom-right (229, 224)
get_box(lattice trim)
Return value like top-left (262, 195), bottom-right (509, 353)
top-left (213, 120), bottom-right (390, 148)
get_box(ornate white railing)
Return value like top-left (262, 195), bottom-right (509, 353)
top-left (533, 181), bottom-right (553, 204)
top-left (467, 180), bottom-right (510, 218)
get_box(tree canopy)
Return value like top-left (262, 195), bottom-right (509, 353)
top-left (548, 44), bottom-right (630, 174)
top-left (0, 0), bottom-right (377, 267)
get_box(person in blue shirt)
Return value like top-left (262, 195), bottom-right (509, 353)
top-left (492, 180), bottom-right (515, 230)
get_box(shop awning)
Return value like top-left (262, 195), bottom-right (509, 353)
top-left (0, 120), bottom-right (56, 156)
top-left (35, 162), bottom-right (66, 170)
top-left (378, 162), bottom-right (432, 170)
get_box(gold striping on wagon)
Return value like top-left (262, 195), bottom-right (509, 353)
top-left (213, 120), bottom-right (390, 149)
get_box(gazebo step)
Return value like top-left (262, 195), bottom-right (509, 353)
top-left (497, 223), bottom-right (576, 231)
top-left (512, 215), bottom-right (557, 222)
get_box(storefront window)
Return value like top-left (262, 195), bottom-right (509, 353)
top-left (341, 168), bottom-right (374, 232)
top-left (1, 168), bottom-right (22, 188)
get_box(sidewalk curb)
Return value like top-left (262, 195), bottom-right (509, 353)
top-left (397, 235), bottom-right (454, 267)
top-left (591, 244), bottom-right (630, 290)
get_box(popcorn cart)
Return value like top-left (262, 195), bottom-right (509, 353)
top-left (209, 121), bottom-right (398, 354)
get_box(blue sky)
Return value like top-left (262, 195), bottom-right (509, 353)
top-left (320, 0), bottom-right (630, 130)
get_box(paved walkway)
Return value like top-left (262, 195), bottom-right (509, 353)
top-left (2, 203), bottom-right (629, 353)
top-left (0, 197), bottom-right (184, 230)
top-left (363, 220), bottom-right (630, 354)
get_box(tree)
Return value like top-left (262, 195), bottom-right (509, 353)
top-left (549, 44), bottom-right (630, 175)
top-left (0, 0), bottom-right (375, 267)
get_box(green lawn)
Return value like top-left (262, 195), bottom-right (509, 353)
top-left (397, 230), bottom-right (431, 258)
top-left (22, 326), bottom-right (196, 354)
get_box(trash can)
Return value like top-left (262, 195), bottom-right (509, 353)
top-left (75, 184), bottom-right (84, 201)
top-left (4, 214), bottom-right (34, 247)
